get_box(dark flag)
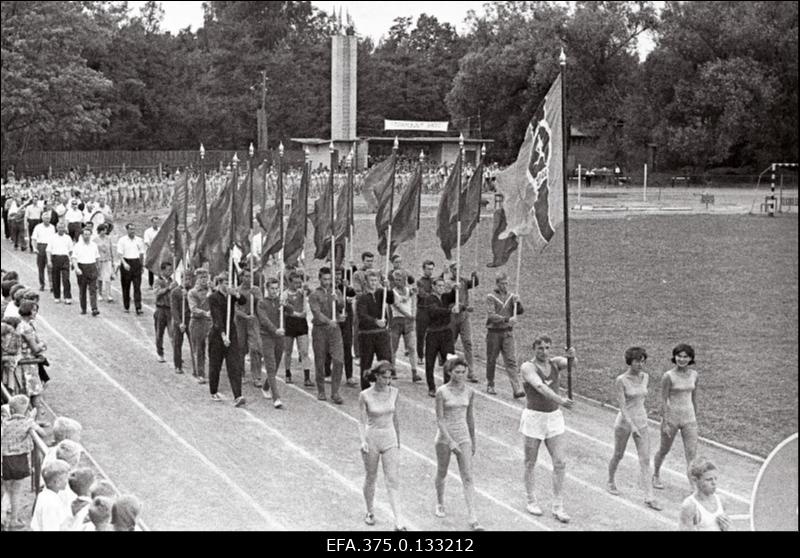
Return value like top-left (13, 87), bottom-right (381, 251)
top-left (455, 161), bottom-right (483, 245)
top-left (436, 151), bottom-right (462, 259)
top-left (487, 208), bottom-right (518, 268)
top-left (361, 156), bottom-right (394, 212)
top-left (282, 161), bottom-right (309, 266)
top-left (258, 160), bottom-right (282, 262)
top-left (371, 154), bottom-right (396, 251)
top-left (174, 171), bottom-right (189, 230)
top-left (196, 172), bottom-right (234, 275)
top-left (145, 208), bottom-right (179, 275)
top-left (334, 170), bottom-right (351, 246)
top-left (312, 185), bottom-right (333, 260)
top-left (379, 163), bottom-right (421, 256)
top-left (233, 169), bottom-right (251, 254)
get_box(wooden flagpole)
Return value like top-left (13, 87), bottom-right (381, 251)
top-left (226, 152), bottom-right (239, 340)
top-left (248, 143), bottom-right (255, 315)
top-left (381, 137), bottom-right (398, 321)
top-left (473, 144), bottom-right (485, 288)
top-left (347, 145), bottom-right (355, 284)
top-left (279, 143), bottom-right (286, 330)
top-left (415, 150), bottom-right (423, 268)
top-left (329, 142), bottom-right (337, 320)
top-left (456, 134), bottom-right (464, 308)
top-left (560, 49), bottom-right (574, 399)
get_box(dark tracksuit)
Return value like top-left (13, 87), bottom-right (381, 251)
top-left (422, 290), bottom-right (458, 392)
top-left (356, 288), bottom-right (394, 390)
top-left (326, 282), bottom-right (356, 380)
top-left (153, 275), bottom-right (173, 358)
top-left (170, 285), bottom-right (192, 372)
top-left (208, 290), bottom-right (246, 398)
top-left (415, 275), bottom-right (435, 361)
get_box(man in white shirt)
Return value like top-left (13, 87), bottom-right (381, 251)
top-left (64, 198), bottom-right (84, 242)
top-left (143, 216), bottom-right (160, 289)
top-left (117, 222), bottom-right (145, 314)
top-left (31, 210), bottom-right (56, 291)
top-left (72, 224), bottom-right (101, 316)
top-left (46, 220), bottom-right (74, 304)
top-left (24, 199), bottom-right (43, 252)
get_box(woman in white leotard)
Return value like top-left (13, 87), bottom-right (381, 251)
top-left (653, 343), bottom-right (700, 488)
top-left (358, 361), bottom-right (405, 530)
top-left (679, 457), bottom-right (731, 531)
top-left (606, 347), bottom-right (662, 510)
top-left (434, 356), bottom-right (483, 531)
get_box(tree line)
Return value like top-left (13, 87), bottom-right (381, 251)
top-left (1, 1), bottom-right (797, 173)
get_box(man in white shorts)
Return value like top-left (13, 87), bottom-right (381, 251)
top-left (520, 334), bottom-right (575, 523)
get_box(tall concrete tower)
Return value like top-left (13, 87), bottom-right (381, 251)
top-left (331, 30), bottom-right (357, 141)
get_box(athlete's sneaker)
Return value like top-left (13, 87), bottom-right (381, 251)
top-left (364, 512), bottom-right (375, 526)
top-left (346, 377), bottom-right (358, 386)
top-left (513, 390), bottom-right (526, 399)
top-left (331, 394), bottom-right (344, 405)
top-left (175, 367), bottom-right (184, 375)
top-left (525, 502), bottom-right (543, 516)
top-left (285, 373), bottom-right (293, 384)
top-left (652, 475), bottom-right (665, 490)
top-left (317, 393), bottom-right (327, 401)
top-left (273, 399), bottom-right (283, 409)
top-left (196, 377), bottom-right (207, 385)
top-left (262, 387), bottom-right (272, 400)
top-left (210, 393), bottom-right (224, 402)
top-left (411, 373), bottom-right (422, 383)
top-left (606, 482), bottom-right (620, 495)
top-left (64, 299), bottom-right (73, 305)
top-left (428, 389), bottom-right (436, 398)
top-left (157, 354), bottom-right (166, 363)
top-left (551, 505), bottom-right (571, 524)
top-left (54, 298), bottom-right (62, 304)
top-left (304, 378), bottom-right (314, 387)
top-left (233, 396), bottom-right (246, 408)
top-left (434, 504), bottom-right (446, 518)
top-left (486, 385), bottom-right (497, 395)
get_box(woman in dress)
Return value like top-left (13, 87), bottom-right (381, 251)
top-left (653, 343), bottom-right (699, 488)
top-left (16, 301), bottom-right (48, 425)
top-left (679, 457), bottom-right (731, 531)
top-left (606, 347), bottom-right (662, 510)
top-left (434, 356), bottom-right (483, 530)
top-left (94, 223), bottom-right (116, 302)
top-left (358, 361), bottom-right (405, 530)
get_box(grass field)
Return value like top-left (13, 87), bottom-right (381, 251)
top-left (114, 208), bottom-right (797, 457)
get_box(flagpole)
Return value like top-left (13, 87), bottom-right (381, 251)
top-left (560, 48), bottom-right (574, 399)
top-left (172, 170), bottom-right (179, 276)
top-left (381, 137), bottom-right (398, 321)
top-left (474, 144), bottom-right (485, 288)
top-left (227, 152), bottom-right (239, 341)
top-left (248, 143), bottom-right (255, 315)
top-left (456, 133), bottom-right (464, 308)
top-left (347, 145), bottom-right (355, 285)
top-left (513, 239), bottom-right (523, 318)
top-left (415, 150), bottom-right (424, 264)
top-left (329, 141), bottom-right (337, 320)
top-left (279, 142), bottom-right (286, 330)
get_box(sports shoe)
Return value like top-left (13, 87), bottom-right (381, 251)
top-left (331, 394), bottom-right (344, 405)
top-left (233, 396), bottom-right (246, 407)
top-left (210, 393), bottom-right (224, 402)
top-left (346, 377), bottom-right (357, 386)
top-left (106, 297), bottom-right (114, 302)
top-left (434, 504), bottom-right (446, 518)
top-left (469, 521), bottom-right (485, 531)
top-left (64, 299), bottom-right (73, 305)
top-left (175, 367), bottom-right (184, 375)
top-left (136, 309), bottom-right (143, 316)
top-left (124, 308), bottom-right (130, 313)
top-left (262, 387), bottom-right (272, 400)
top-left (317, 393), bottom-right (327, 401)
top-left (91, 310), bottom-right (100, 317)
top-left (551, 505), bottom-right (571, 524)
top-left (411, 373), bottom-right (422, 383)
top-left (645, 498), bottom-right (663, 511)
top-left (606, 482), bottom-right (620, 496)
top-left (80, 310), bottom-right (87, 315)
top-left (364, 512), bottom-right (375, 526)
top-left (513, 390), bottom-right (526, 399)
top-left (525, 502), bottom-right (543, 516)
top-left (487, 385), bottom-right (497, 395)
top-left (273, 399), bottom-right (283, 409)
top-left (54, 298), bottom-right (62, 304)
top-left (285, 373), bottom-right (293, 384)
top-left (157, 355), bottom-right (166, 363)
top-left (652, 475), bottom-right (665, 490)
top-left (304, 378), bottom-right (314, 387)
top-left (196, 377), bottom-right (207, 385)
top-left (428, 389), bottom-right (436, 398)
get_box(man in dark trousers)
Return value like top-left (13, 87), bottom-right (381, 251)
top-left (309, 266), bottom-right (346, 404)
top-left (415, 260), bottom-right (436, 366)
top-left (422, 276), bottom-right (459, 397)
top-left (153, 261), bottom-right (175, 363)
top-left (116, 223), bottom-right (145, 314)
top-left (170, 271), bottom-right (193, 375)
top-left (208, 272), bottom-right (247, 407)
top-left (326, 267), bottom-right (357, 386)
top-left (356, 270), bottom-right (394, 390)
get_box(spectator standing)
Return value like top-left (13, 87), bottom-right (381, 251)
top-left (116, 223), bottom-right (145, 315)
top-left (72, 225), bottom-right (101, 316)
top-left (31, 210), bottom-right (56, 291)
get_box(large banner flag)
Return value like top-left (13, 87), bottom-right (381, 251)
top-left (145, 208), bottom-right (180, 275)
top-left (234, 168), bottom-right (252, 254)
top-left (334, 171), bottom-right (352, 246)
top-left (196, 172), bottom-right (234, 275)
top-left (495, 74), bottom-right (564, 250)
top-left (312, 185), bottom-right (333, 260)
top-left (455, 161), bottom-right (483, 245)
top-left (362, 155), bottom-right (395, 214)
top-left (380, 163), bottom-right (421, 256)
top-left (372, 154), bottom-right (397, 251)
top-left (173, 171), bottom-right (189, 230)
top-left (436, 150), bottom-right (462, 259)
top-left (282, 162), bottom-right (309, 266)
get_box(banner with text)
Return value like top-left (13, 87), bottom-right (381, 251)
top-left (384, 120), bottom-right (449, 132)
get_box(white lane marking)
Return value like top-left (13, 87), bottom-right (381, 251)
top-left (276, 380), bottom-right (552, 531)
top-left (3, 249), bottom-right (752, 506)
top-left (241, 411), bottom-right (420, 531)
top-left (394, 392), bottom-right (675, 528)
top-left (394, 356), bottom-right (752, 506)
top-left (31, 312), bottom-right (286, 530)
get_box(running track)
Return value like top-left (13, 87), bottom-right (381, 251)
top-left (2, 243), bottom-right (761, 531)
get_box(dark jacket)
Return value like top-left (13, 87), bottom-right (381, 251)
top-left (209, 290), bottom-right (246, 337)
top-left (424, 290), bottom-right (457, 332)
top-left (356, 289), bottom-right (395, 333)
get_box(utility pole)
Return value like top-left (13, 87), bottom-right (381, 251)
top-left (257, 71), bottom-right (269, 153)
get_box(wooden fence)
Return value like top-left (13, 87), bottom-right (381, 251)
top-left (14, 149), bottom-right (308, 177)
